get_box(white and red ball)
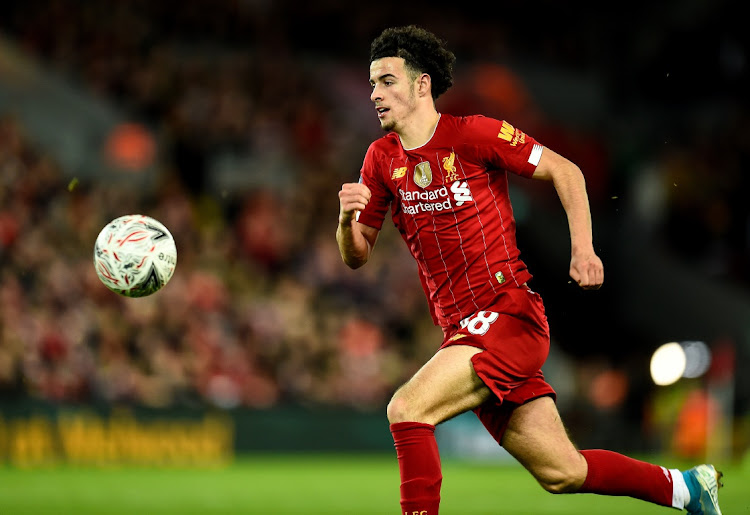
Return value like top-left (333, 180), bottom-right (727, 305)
top-left (93, 214), bottom-right (177, 297)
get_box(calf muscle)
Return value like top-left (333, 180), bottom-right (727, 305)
top-left (502, 396), bottom-right (588, 493)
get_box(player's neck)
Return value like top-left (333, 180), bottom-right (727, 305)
top-left (398, 109), bottom-right (441, 150)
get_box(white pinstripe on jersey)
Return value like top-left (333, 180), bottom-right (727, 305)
top-left (453, 149), bottom-right (499, 299)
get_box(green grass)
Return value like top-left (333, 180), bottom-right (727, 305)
top-left (0, 454), bottom-right (747, 514)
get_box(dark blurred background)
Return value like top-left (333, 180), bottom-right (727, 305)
top-left (0, 0), bottom-right (747, 464)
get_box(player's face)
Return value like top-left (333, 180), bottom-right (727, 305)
top-left (369, 57), bottom-right (418, 133)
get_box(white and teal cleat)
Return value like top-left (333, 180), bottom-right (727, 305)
top-left (683, 464), bottom-right (723, 515)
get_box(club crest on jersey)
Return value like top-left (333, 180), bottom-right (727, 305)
top-left (442, 152), bottom-right (459, 182)
top-left (414, 162), bottom-right (433, 188)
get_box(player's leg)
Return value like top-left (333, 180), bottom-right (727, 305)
top-left (387, 344), bottom-right (492, 515)
top-left (497, 395), bottom-right (588, 494)
top-left (500, 395), bottom-right (723, 513)
top-left (502, 395), bottom-right (673, 501)
top-left (387, 344), bottom-right (490, 425)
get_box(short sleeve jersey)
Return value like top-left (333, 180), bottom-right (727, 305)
top-left (357, 113), bottom-right (544, 329)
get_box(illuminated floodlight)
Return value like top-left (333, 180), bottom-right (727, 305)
top-left (680, 340), bottom-right (711, 378)
top-left (650, 342), bottom-right (686, 386)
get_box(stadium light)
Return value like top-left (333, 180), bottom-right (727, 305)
top-left (649, 340), bottom-right (713, 386)
top-left (650, 342), bottom-right (686, 386)
top-left (680, 340), bottom-right (711, 378)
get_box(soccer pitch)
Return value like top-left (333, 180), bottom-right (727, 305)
top-left (1, 454), bottom-right (746, 514)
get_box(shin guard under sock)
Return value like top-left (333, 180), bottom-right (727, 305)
top-left (579, 449), bottom-right (673, 506)
top-left (390, 422), bottom-right (442, 514)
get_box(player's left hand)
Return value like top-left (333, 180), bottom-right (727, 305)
top-left (569, 251), bottom-right (603, 290)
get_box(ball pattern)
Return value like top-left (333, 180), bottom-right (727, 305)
top-left (93, 215), bottom-right (177, 297)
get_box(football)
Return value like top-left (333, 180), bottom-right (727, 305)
top-left (93, 214), bottom-right (177, 297)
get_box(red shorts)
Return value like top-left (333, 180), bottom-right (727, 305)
top-left (440, 285), bottom-right (556, 444)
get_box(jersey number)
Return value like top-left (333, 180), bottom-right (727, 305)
top-left (459, 311), bottom-right (499, 336)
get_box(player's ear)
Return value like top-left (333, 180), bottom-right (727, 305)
top-left (417, 73), bottom-right (432, 98)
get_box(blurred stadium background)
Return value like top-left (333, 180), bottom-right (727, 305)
top-left (1, 0), bottom-right (748, 513)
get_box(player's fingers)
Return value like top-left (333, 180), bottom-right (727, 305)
top-left (343, 201), bottom-right (367, 213)
top-left (578, 267), bottom-right (591, 287)
top-left (339, 187), bottom-right (370, 207)
top-left (581, 263), bottom-right (603, 290)
top-left (569, 265), bottom-right (581, 284)
top-left (570, 265), bottom-right (590, 289)
top-left (341, 195), bottom-right (368, 210)
top-left (570, 255), bottom-right (604, 290)
top-left (340, 183), bottom-right (371, 200)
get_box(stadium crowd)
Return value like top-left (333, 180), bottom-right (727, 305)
top-left (1, 0), bottom-right (748, 425)
top-left (0, 112), bottom-right (430, 409)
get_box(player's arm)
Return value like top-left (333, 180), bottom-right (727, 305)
top-left (337, 182), bottom-right (380, 269)
top-left (531, 147), bottom-right (603, 290)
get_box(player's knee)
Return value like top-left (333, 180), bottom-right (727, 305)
top-left (386, 393), bottom-right (422, 424)
top-left (536, 463), bottom-right (586, 494)
top-left (538, 475), bottom-right (578, 494)
top-left (386, 395), bottom-right (408, 424)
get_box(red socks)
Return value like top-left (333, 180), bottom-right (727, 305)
top-left (390, 422), bottom-right (442, 515)
top-left (390, 426), bottom-right (674, 513)
top-left (579, 449), bottom-right (673, 506)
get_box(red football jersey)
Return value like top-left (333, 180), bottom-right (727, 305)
top-left (357, 113), bottom-right (544, 329)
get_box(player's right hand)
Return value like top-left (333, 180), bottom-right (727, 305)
top-left (338, 182), bottom-right (371, 224)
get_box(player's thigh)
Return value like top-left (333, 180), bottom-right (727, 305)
top-left (387, 344), bottom-right (492, 426)
top-left (501, 396), bottom-right (587, 489)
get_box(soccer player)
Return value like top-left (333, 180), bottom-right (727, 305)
top-left (336, 25), bottom-right (723, 515)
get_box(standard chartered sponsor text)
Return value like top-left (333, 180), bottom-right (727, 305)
top-left (400, 186), bottom-right (452, 214)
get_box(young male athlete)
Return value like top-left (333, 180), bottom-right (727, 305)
top-left (336, 26), bottom-right (723, 514)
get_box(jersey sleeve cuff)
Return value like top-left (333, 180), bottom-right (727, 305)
top-left (354, 212), bottom-right (384, 230)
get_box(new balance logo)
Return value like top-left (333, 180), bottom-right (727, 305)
top-left (392, 167), bottom-right (407, 180)
top-left (450, 181), bottom-right (473, 206)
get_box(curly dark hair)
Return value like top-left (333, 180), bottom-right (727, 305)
top-left (370, 25), bottom-right (456, 100)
